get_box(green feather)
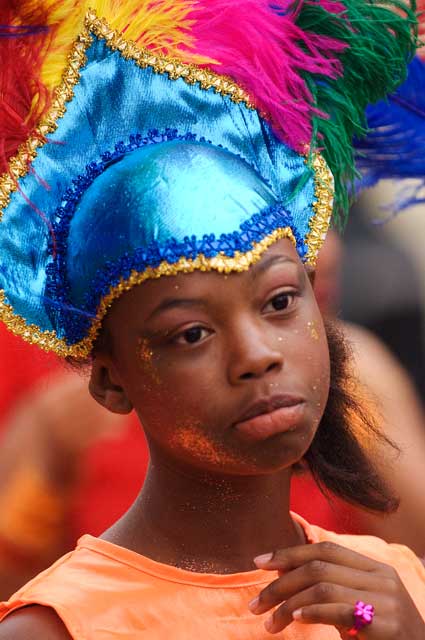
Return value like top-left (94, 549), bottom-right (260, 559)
top-left (296, 0), bottom-right (418, 225)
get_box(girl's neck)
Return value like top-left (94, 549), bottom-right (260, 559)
top-left (103, 452), bottom-right (305, 573)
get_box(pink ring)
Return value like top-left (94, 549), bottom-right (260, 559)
top-left (347, 600), bottom-right (375, 636)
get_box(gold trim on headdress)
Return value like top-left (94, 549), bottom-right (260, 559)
top-left (0, 228), bottom-right (296, 358)
top-left (304, 153), bottom-right (334, 266)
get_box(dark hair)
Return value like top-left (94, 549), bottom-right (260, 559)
top-left (304, 320), bottom-right (399, 514)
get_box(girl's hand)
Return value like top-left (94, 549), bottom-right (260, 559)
top-left (249, 541), bottom-right (425, 638)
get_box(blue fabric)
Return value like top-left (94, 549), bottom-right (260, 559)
top-left (0, 32), bottom-right (316, 348)
top-left (45, 136), bottom-right (305, 343)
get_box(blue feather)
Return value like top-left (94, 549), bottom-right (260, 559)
top-left (354, 56), bottom-right (425, 209)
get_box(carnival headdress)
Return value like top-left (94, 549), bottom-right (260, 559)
top-left (0, 0), bottom-right (418, 358)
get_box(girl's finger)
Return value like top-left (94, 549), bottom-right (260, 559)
top-left (254, 541), bottom-right (390, 575)
top-left (292, 602), bottom-right (367, 635)
top-left (250, 561), bottom-right (387, 614)
top-left (261, 584), bottom-right (372, 633)
top-left (291, 603), bottom-right (393, 640)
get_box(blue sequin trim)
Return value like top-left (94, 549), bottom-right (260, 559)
top-left (45, 129), bottom-right (305, 345)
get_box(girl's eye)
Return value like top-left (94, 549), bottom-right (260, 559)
top-left (175, 326), bottom-right (211, 345)
top-left (266, 292), bottom-right (296, 312)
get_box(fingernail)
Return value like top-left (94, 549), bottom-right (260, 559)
top-left (292, 609), bottom-right (303, 620)
top-left (248, 596), bottom-right (259, 612)
top-left (254, 552), bottom-right (273, 566)
top-left (264, 616), bottom-right (275, 633)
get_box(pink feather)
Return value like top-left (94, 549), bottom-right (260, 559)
top-left (418, 0), bottom-right (425, 57)
top-left (187, 0), bottom-right (348, 152)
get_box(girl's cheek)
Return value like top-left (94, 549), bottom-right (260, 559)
top-left (307, 320), bottom-right (320, 341)
top-left (303, 317), bottom-right (331, 409)
top-left (136, 338), bottom-right (169, 389)
top-left (168, 424), bottom-right (241, 467)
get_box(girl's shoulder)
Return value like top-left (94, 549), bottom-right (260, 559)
top-left (0, 605), bottom-right (72, 640)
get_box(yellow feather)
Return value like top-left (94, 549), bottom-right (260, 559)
top-left (17, 0), bottom-right (202, 90)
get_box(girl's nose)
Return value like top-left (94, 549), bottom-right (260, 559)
top-left (227, 324), bottom-right (283, 384)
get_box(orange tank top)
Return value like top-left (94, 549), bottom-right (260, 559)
top-left (1, 513), bottom-right (425, 639)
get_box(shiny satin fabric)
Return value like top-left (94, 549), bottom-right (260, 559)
top-left (68, 141), bottom-right (278, 306)
top-left (0, 33), bottom-right (315, 346)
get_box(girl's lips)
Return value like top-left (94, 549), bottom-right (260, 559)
top-left (234, 403), bottom-right (306, 441)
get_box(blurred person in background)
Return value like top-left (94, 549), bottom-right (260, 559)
top-left (0, 325), bottom-right (148, 597)
top-left (341, 202), bottom-right (425, 401)
top-left (314, 228), bottom-right (425, 556)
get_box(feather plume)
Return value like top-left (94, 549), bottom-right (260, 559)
top-left (0, 0), bottom-right (419, 223)
top-left (354, 55), bottom-right (425, 209)
top-left (0, 2), bottom-right (53, 174)
top-left (187, 0), bottom-right (346, 152)
top-left (187, 0), bottom-right (418, 222)
top-left (419, 0), bottom-right (425, 47)
top-left (22, 0), bottom-right (198, 90)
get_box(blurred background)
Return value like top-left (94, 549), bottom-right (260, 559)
top-left (341, 186), bottom-right (425, 400)
top-left (0, 184), bottom-right (425, 599)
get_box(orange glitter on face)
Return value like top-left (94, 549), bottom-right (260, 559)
top-left (169, 424), bottom-right (242, 468)
top-left (139, 337), bottom-right (154, 363)
top-left (137, 337), bottom-right (161, 385)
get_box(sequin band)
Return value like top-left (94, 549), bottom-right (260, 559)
top-left (0, 228), bottom-right (296, 359)
top-left (304, 153), bottom-right (334, 266)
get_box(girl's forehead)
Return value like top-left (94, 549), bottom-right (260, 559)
top-left (106, 238), bottom-right (305, 322)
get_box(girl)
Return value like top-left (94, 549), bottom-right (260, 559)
top-left (0, 0), bottom-right (424, 637)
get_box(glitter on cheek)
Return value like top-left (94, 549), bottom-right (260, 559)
top-left (307, 321), bottom-right (319, 340)
top-left (137, 337), bottom-right (162, 386)
top-left (139, 337), bottom-right (154, 363)
top-left (169, 424), bottom-right (242, 467)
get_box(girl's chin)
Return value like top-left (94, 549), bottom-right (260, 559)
top-left (228, 430), bottom-right (316, 475)
top-left (189, 442), bottom-right (313, 477)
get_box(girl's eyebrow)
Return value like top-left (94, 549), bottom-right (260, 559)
top-left (251, 254), bottom-right (299, 279)
top-left (147, 297), bottom-right (208, 321)
top-left (147, 256), bottom-right (300, 320)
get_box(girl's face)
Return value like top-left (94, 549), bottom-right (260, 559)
top-left (94, 239), bottom-right (330, 475)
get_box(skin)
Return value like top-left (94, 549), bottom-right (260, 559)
top-left (1, 239), bottom-right (424, 639)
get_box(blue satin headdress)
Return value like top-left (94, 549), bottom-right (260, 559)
top-left (0, 2), bottom-right (418, 358)
top-left (0, 10), bottom-right (333, 358)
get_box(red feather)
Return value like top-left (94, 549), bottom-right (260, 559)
top-left (0, 1), bottom-right (52, 175)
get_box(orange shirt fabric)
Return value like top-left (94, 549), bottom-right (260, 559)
top-left (1, 513), bottom-right (425, 639)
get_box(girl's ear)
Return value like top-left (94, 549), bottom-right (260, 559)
top-left (89, 358), bottom-right (133, 415)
